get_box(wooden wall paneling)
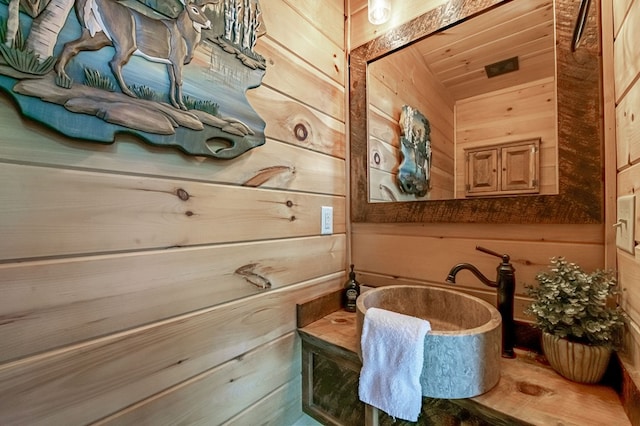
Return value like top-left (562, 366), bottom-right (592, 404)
top-left (367, 42), bottom-right (455, 202)
top-left (220, 376), bottom-right (303, 426)
top-left (612, 0), bottom-right (633, 36)
top-left (283, 0), bottom-right (345, 50)
top-left (613, 0), bottom-right (640, 104)
top-left (0, 275), bottom-right (343, 425)
top-left (612, 1), bottom-right (640, 413)
top-left (618, 165), bottom-right (640, 243)
top-left (97, 332), bottom-right (302, 425)
top-left (351, 224), bottom-right (604, 295)
top-left (256, 36), bottom-right (345, 122)
top-left (619, 251), bottom-right (640, 334)
top-left (618, 164), bottom-right (640, 372)
top-left (367, 106), bottom-right (397, 150)
top-left (0, 235), bottom-right (345, 363)
top-left (616, 74), bottom-right (640, 166)
top-left (619, 250), bottom-right (640, 375)
top-left (622, 319), bottom-right (640, 377)
top-left (351, 222), bottom-right (604, 322)
top-left (349, 0), bottom-right (367, 11)
top-left (368, 132), bottom-right (397, 172)
top-left (599, 0), bottom-right (617, 272)
top-left (261, 0), bottom-right (344, 85)
top-left (349, 0), bottom-right (449, 49)
top-left (455, 111), bottom-right (555, 149)
top-left (247, 86), bottom-right (346, 158)
top-left (455, 78), bottom-right (556, 139)
top-left (368, 48), bottom-right (455, 134)
top-left (0, 163), bottom-right (346, 260)
top-left (0, 93), bottom-right (346, 179)
top-left (614, 0), bottom-right (640, 377)
top-left (455, 78), bottom-right (557, 196)
top-left (351, 222), bottom-right (605, 243)
top-left (0, 0), bottom-right (348, 424)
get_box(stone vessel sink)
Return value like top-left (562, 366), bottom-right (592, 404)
top-left (356, 285), bottom-right (501, 399)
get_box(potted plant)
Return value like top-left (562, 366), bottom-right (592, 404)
top-left (525, 257), bottom-right (624, 383)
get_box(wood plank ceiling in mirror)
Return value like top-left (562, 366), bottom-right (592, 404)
top-left (367, 0), bottom-right (556, 203)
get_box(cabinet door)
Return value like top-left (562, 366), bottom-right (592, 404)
top-left (501, 141), bottom-right (539, 193)
top-left (302, 339), bottom-right (365, 426)
top-left (464, 139), bottom-right (540, 197)
top-left (465, 148), bottom-right (498, 195)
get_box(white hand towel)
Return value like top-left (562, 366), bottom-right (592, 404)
top-left (358, 307), bottom-right (431, 422)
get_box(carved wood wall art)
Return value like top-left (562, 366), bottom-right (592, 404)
top-left (0, 0), bottom-right (267, 159)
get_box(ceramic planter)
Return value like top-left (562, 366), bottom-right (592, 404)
top-left (541, 331), bottom-right (612, 384)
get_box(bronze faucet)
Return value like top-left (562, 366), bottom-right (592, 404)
top-left (446, 246), bottom-right (516, 358)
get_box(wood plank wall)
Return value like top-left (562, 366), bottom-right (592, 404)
top-left (348, 1), bottom-right (605, 322)
top-left (455, 78), bottom-right (558, 198)
top-left (0, 0), bottom-right (347, 424)
top-left (367, 44), bottom-right (455, 202)
top-left (609, 0), bottom-right (640, 376)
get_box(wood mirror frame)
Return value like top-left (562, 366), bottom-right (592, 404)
top-left (349, 0), bottom-right (603, 223)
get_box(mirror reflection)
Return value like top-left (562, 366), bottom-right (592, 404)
top-left (367, 0), bottom-right (556, 203)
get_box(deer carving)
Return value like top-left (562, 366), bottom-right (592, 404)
top-left (55, 0), bottom-right (218, 110)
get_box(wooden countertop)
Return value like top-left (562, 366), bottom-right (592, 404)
top-left (298, 310), bottom-right (631, 426)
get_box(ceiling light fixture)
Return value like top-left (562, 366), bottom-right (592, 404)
top-left (368, 0), bottom-right (391, 25)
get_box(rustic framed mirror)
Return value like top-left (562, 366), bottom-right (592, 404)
top-left (349, 0), bottom-right (603, 223)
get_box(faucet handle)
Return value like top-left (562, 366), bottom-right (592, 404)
top-left (476, 246), bottom-right (510, 263)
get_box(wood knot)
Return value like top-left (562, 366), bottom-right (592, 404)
top-left (294, 123), bottom-right (308, 141)
top-left (235, 263), bottom-right (272, 289)
top-left (176, 188), bottom-right (190, 201)
top-left (373, 151), bottom-right (381, 165)
top-left (516, 381), bottom-right (551, 397)
top-left (286, 200), bottom-right (294, 207)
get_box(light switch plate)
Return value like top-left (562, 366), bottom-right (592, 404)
top-left (321, 206), bottom-right (333, 235)
top-left (616, 194), bottom-right (636, 254)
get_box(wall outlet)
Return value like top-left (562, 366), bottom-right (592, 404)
top-left (616, 194), bottom-right (636, 254)
top-left (321, 206), bottom-right (333, 235)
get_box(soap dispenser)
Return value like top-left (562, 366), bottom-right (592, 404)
top-left (343, 264), bottom-right (360, 312)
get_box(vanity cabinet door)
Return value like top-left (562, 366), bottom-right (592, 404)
top-left (301, 338), bottom-right (364, 426)
top-left (300, 335), bottom-right (513, 426)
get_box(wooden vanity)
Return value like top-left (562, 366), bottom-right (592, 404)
top-left (297, 294), bottom-right (630, 426)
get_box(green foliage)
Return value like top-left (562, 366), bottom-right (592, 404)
top-left (130, 84), bottom-right (162, 102)
top-left (182, 95), bottom-right (219, 116)
top-left (84, 68), bottom-right (116, 92)
top-left (0, 18), bottom-right (55, 75)
top-left (525, 257), bottom-right (624, 347)
top-left (0, 44), bottom-right (55, 74)
top-left (55, 72), bottom-right (73, 89)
